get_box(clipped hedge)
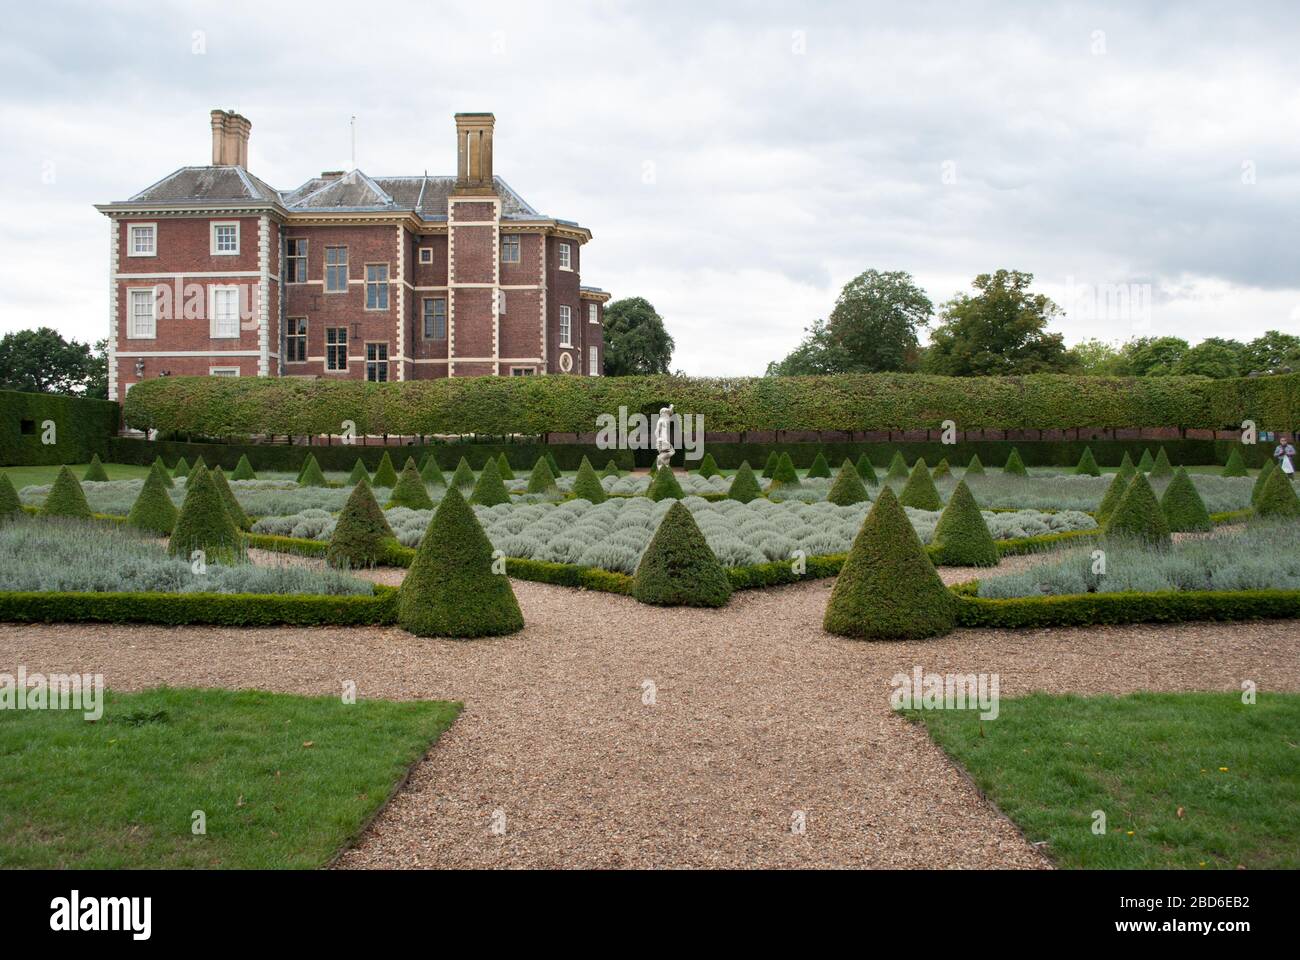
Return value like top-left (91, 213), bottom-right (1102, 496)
top-left (955, 589), bottom-right (1300, 629)
top-left (0, 389), bottom-right (118, 467)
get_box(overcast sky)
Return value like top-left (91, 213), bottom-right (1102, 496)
top-left (1, 0), bottom-right (1296, 375)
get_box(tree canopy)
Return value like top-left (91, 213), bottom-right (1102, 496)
top-left (601, 297), bottom-right (675, 376)
top-left (0, 327), bottom-right (107, 397)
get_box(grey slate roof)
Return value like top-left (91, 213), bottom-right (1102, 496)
top-left (123, 166), bottom-right (544, 221)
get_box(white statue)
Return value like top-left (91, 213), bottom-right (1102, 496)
top-left (654, 404), bottom-right (675, 471)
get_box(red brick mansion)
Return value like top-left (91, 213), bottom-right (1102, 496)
top-left (97, 110), bottom-right (609, 400)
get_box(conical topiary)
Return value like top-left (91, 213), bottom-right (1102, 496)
top-left (171, 456), bottom-right (189, 479)
top-left (761, 451), bottom-right (780, 479)
top-left (231, 454), bottom-right (256, 481)
top-left (168, 465), bottom-right (241, 563)
top-left (1117, 451), bottom-right (1136, 476)
top-left (525, 457), bottom-right (557, 493)
top-left (388, 459), bottom-right (435, 509)
top-left (965, 453), bottom-right (985, 475)
top-left (1137, 448), bottom-right (1155, 473)
top-left (569, 456), bottom-right (607, 504)
top-left (1149, 447), bottom-right (1173, 479)
top-left (1075, 447), bottom-right (1101, 477)
top-left (855, 453), bottom-right (878, 485)
top-left (470, 457), bottom-right (511, 507)
top-left (0, 473), bottom-right (21, 519)
top-left (1103, 474), bottom-right (1172, 548)
top-left (697, 452), bottom-right (720, 478)
top-left (42, 466), bottom-right (93, 520)
top-left (827, 460), bottom-right (870, 506)
top-left (348, 459), bottom-right (370, 486)
top-left (807, 451), bottom-right (832, 479)
top-left (632, 502), bottom-right (732, 608)
top-left (397, 485), bottom-right (523, 638)
top-left (420, 455), bottom-right (446, 487)
top-left (886, 451), bottom-right (909, 480)
top-left (372, 451), bottom-right (399, 488)
top-left (1003, 447), bottom-right (1028, 476)
top-left (1160, 467), bottom-right (1212, 532)
top-left (930, 479), bottom-right (997, 566)
top-left (770, 452), bottom-right (801, 488)
top-left (186, 456), bottom-right (207, 485)
top-left (898, 458), bottom-right (943, 511)
top-left (151, 456), bottom-right (174, 488)
top-left (211, 466), bottom-right (251, 530)
top-left (601, 459), bottom-right (622, 478)
top-left (1251, 459), bottom-right (1276, 506)
top-left (823, 485), bottom-right (956, 640)
top-left (545, 451), bottom-right (563, 479)
top-left (297, 454), bottom-right (327, 488)
top-left (327, 479), bottom-right (394, 569)
top-left (1221, 447), bottom-right (1248, 477)
top-left (496, 453), bottom-right (515, 481)
top-left (1253, 466), bottom-right (1300, 519)
top-left (727, 461), bottom-right (763, 503)
top-left (450, 456), bottom-right (476, 490)
top-left (647, 466), bottom-right (686, 501)
top-left (932, 457), bottom-right (951, 480)
top-left (1094, 471), bottom-right (1128, 526)
top-left (83, 454), bottom-right (109, 482)
top-left (126, 465), bottom-right (178, 535)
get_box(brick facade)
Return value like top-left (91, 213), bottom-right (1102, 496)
top-left (97, 110), bottom-right (609, 399)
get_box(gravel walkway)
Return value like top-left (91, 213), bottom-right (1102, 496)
top-left (4, 551), bottom-right (1297, 868)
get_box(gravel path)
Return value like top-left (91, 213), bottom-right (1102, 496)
top-left (2, 558), bottom-right (1296, 869)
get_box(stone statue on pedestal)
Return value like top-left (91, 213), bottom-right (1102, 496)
top-left (654, 404), bottom-right (675, 471)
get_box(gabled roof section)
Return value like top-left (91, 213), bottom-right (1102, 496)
top-left (290, 169), bottom-right (395, 210)
top-left (128, 166), bottom-right (282, 204)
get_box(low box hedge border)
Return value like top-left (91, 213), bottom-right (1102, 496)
top-left (954, 589), bottom-right (1300, 629)
top-left (0, 584), bottom-right (398, 627)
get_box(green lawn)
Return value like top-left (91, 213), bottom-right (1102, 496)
top-left (0, 462), bottom-right (153, 488)
top-left (909, 691), bottom-right (1300, 869)
top-left (0, 687), bottom-right (460, 868)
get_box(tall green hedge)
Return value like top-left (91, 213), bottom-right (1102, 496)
top-left (0, 389), bottom-right (118, 467)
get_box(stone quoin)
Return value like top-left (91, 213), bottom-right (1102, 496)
top-left (96, 110), bottom-right (610, 400)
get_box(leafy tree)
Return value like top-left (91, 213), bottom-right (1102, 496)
top-left (922, 271), bottom-right (1071, 375)
top-left (1069, 338), bottom-right (1129, 376)
top-left (1241, 330), bottom-right (1300, 374)
top-left (1121, 336), bottom-right (1189, 377)
top-left (601, 297), bottom-right (674, 376)
top-left (0, 327), bottom-right (105, 396)
top-left (765, 319), bottom-right (849, 376)
top-left (1174, 338), bottom-right (1244, 379)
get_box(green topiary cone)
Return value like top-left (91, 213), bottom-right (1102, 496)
top-left (885, 451), bottom-right (909, 480)
top-left (1095, 471), bottom-right (1130, 526)
top-left (932, 457), bottom-right (951, 480)
top-left (327, 479), bottom-right (394, 569)
top-left (186, 456), bottom-right (207, 485)
top-left (696, 452), bottom-right (720, 478)
top-left (898, 458), bottom-right (943, 511)
top-left (601, 459), bottom-right (622, 478)
top-left (389, 459), bottom-right (435, 509)
top-left (151, 456), bottom-right (174, 488)
top-left (823, 485), bottom-right (956, 640)
top-left (770, 452), bottom-right (801, 488)
top-left (231, 454), bottom-right (257, 481)
top-left (1221, 447), bottom-right (1248, 477)
top-left (930, 479), bottom-right (997, 566)
top-left (168, 465), bottom-right (241, 563)
top-left (647, 466), bottom-right (686, 501)
top-left (496, 453), bottom-right (515, 481)
top-left (348, 459), bottom-right (370, 486)
top-left (727, 461), bottom-right (763, 503)
top-left (397, 485), bottom-right (523, 638)
top-left (171, 456), bottom-right (189, 479)
top-left (470, 457), bottom-right (511, 507)
top-left (827, 460), bottom-right (870, 506)
top-left (126, 464), bottom-right (178, 535)
top-left (1251, 459), bottom-right (1276, 506)
top-left (632, 502), bottom-right (732, 608)
top-left (297, 454), bottom-right (327, 488)
top-left (855, 453), bottom-right (878, 486)
top-left (545, 451), bottom-right (562, 479)
top-left (761, 451), bottom-right (780, 479)
top-left (1160, 467), bottom-right (1212, 532)
top-left (807, 451), bottom-right (832, 479)
top-left (83, 454), bottom-right (109, 482)
top-left (525, 457), bottom-right (556, 493)
top-left (372, 451), bottom-right (399, 488)
top-left (449, 456), bottom-right (476, 490)
top-left (1075, 447), bottom-right (1101, 476)
top-left (1104, 473), bottom-right (1172, 548)
top-left (965, 453), bottom-right (985, 475)
top-left (420, 455), bottom-right (447, 487)
top-left (210, 466), bottom-right (251, 530)
top-left (0, 473), bottom-right (21, 519)
top-left (569, 457), bottom-right (607, 504)
top-left (1137, 448), bottom-right (1155, 473)
top-left (1253, 466), bottom-right (1300, 519)
top-left (1003, 447), bottom-right (1028, 476)
top-left (1149, 447), bottom-right (1173, 479)
top-left (1117, 451), bottom-right (1136, 476)
top-left (42, 466), bottom-right (93, 520)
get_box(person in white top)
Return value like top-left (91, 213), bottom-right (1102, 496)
top-left (1273, 436), bottom-right (1296, 479)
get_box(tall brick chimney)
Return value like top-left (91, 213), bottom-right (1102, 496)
top-left (210, 109), bottom-right (251, 167)
top-left (453, 113), bottom-right (495, 194)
